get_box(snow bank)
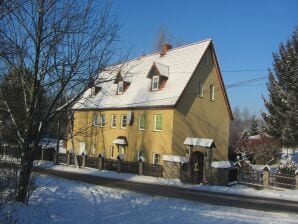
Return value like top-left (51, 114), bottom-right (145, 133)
top-left (2, 175), bottom-right (298, 224)
top-left (46, 164), bottom-right (298, 202)
top-left (211, 161), bottom-right (232, 169)
top-left (162, 154), bottom-right (188, 163)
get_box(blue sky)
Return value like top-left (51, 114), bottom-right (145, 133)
top-left (112, 0), bottom-right (298, 115)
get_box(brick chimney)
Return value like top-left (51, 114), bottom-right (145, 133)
top-left (160, 43), bottom-right (172, 56)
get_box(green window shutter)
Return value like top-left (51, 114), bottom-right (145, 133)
top-left (155, 115), bottom-right (162, 130)
top-left (139, 114), bottom-right (146, 129)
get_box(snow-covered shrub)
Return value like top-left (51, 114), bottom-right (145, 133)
top-left (278, 160), bottom-right (297, 176)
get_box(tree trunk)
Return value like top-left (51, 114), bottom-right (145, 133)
top-left (16, 144), bottom-right (34, 203)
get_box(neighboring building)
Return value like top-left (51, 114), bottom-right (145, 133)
top-left (67, 39), bottom-right (233, 165)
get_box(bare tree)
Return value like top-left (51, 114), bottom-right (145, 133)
top-left (153, 25), bottom-right (172, 51)
top-left (0, 0), bottom-right (122, 203)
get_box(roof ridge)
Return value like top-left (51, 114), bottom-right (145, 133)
top-left (108, 39), bottom-right (212, 67)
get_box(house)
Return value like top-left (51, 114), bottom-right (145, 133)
top-left (67, 39), bottom-right (233, 168)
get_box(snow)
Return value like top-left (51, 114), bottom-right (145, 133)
top-left (183, 137), bottom-right (214, 147)
top-left (162, 154), bottom-right (188, 163)
top-left (1, 175), bottom-right (298, 224)
top-left (211, 161), bottom-right (232, 169)
top-left (46, 164), bottom-right (298, 202)
top-left (73, 39), bottom-right (211, 109)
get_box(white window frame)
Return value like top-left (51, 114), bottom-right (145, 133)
top-left (137, 150), bottom-right (143, 160)
top-left (210, 84), bottom-right (215, 101)
top-left (111, 115), bottom-right (116, 128)
top-left (90, 87), bottom-right (96, 97)
top-left (198, 82), bottom-right (203, 97)
top-left (100, 114), bottom-right (106, 127)
top-left (152, 76), bottom-right (159, 91)
top-left (93, 114), bottom-right (99, 126)
top-left (121, 114), bottom-right (128, 129)
top-left (117, 81), bottom-right (124, 94)
top-left (154, 114), bottom-right (162, 131)
top-left (91, 143), bottom-right (96, 154)
top-left (139, 114), bottom-right (146, 130)
top-left (152, 152), bottom-right (160, 164)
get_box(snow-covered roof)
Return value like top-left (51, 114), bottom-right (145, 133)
top-left (183, 137), bottom-right (215, 148)
top-left (211, 161), bottom-right (232, 169)
top-left (73, 39), bottom-right (212, 109)
top-left (248, 133), bottom-right (272, 140)
top-left (154, 62), bottom-right (170, 78)
top-left (162, 155), bottom-right (189, 163)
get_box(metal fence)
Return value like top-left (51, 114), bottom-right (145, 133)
top-left (269, 173), bottom-right (296, 190)
top-left (122, 161), bottom-right (139, 174)
top-left (143, 163), bottom-right (163, 178)
top-left (238, 169), bottom-right (264, 186)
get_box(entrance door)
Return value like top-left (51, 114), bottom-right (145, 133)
top-left (189, 151), bottom-right (204, 184)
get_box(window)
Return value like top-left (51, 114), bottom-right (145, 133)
top-left (117, 81), bottom-right (124, 94)
top-left (210, 84), bottom-right (215, 101)
top-left (93, 114), bottom-right (99, 126)
top-left (91, 144), bottom-right (96, 154)
top-left (152, 153), bottom-right (160, 164)
top-left (118, 145), bottom-right (125, 155)
top-left (110, 145), bottom-right (114, 158)
top-left (90, 87), bottom-right (96, 97)
top-left (100, 114), bottom-right (106, 127)
top-left (152, 76), bottom-right (159, 91)
top-left (111, 115), bottom-right (116, 128)
top-left (154, 115), bottom-right (162, 131)
top-left (139, 114), bottom-right (146, 130)
top-left (121, 115), bottom-right (127, 129)
top-left (138, 150), bottom-right (143, 160)
top-left (198, 82), bottom-right (203, 97)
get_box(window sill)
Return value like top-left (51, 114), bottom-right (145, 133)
top-left (139, 128), bottom-right (146, 131)
top-left (153, 129), bottom-right (162, 132)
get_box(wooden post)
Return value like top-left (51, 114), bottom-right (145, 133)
top-left (98, 156), bottom-right (104, 170)
top-left (41, 148), bottom-right (44, 161)
top-left (263, 166), bottom-right (270, 188)
top-left (82, 154), bottom-right (86, 168)
top-left (117, 159), bottom-right (122, 173)
top-left (138, 161), bottom-right (143, 175)
top-left (53, 151), bottom-right (57, 164)
top-left (66, 151), bottom-right (70, 165)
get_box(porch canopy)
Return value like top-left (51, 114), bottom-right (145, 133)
top-left (183, 137), bottom-right (215, 148)
top-left (112, 136), bottom-right (128, 145)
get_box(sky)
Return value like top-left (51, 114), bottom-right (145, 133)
top-left (111, 0), bottom-right (298, 115)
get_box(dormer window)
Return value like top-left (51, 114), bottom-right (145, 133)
top-left (90, 86), bottom-right (101, 97)
top-left (152, 76), bottom-right (159, 91)
top-left (118, 81), bottom-right (124, 94)
top-left (147, 62), bottom-right (169, 92)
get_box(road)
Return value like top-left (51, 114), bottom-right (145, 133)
top-left (33, 167), bottom-right (298, 214)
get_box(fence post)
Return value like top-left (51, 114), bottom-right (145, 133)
top-left (41, 148), bottom-right (44, 161)
top-left (53, 151), bottom-right (57, 164)
top-left (66, 151), bottom-right (70, 165)
top-left (98, 156), bottom-right (104, 170)
top-left (117, 159), bottom-right (122, 173)
top-left (82, 153), bottom-right (86, 168)
top-left (263, 166), bottom-right (270, 188)
top-left (138, 161), bottom-right (143, 175)
top-left (296, 174), bottom-right (298, 190)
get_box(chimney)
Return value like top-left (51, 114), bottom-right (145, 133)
top-left (160, 43), bottom-right (172, 56)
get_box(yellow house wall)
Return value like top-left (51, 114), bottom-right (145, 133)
top-left (173, 47), bottom-right (231, 161)
top-left (67, 109), bottom-right (174, 164)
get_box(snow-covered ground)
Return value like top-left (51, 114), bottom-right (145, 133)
top-left (45, 163), bottom-right (298, 202)
top-left (1, 175), bottom-right (298, 224)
